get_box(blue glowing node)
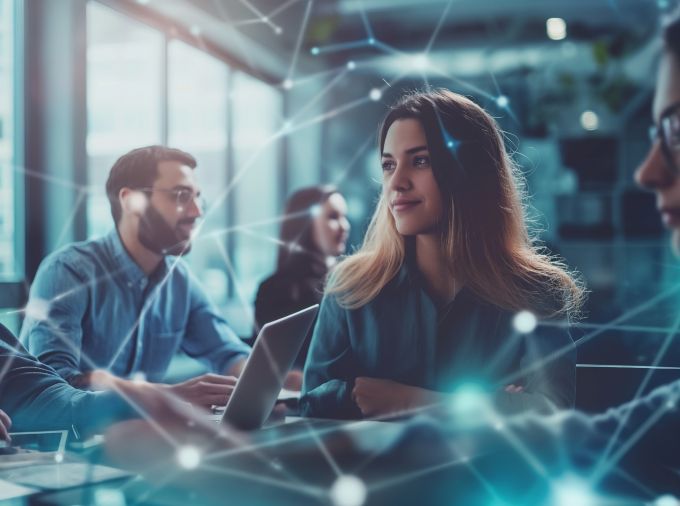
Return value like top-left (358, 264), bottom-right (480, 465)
top-left (311, 47), bottom-right (320, 55)
top-left (25, 298), bottom-right (50, 322)
top-left (513, 311), bottom-right (537, 334)
top-left (177, 446), bottom-right (201, 470)
top-left (347, 61), bottom-right (356, 70)
top-left (496, 95), bottom-right (509, 108)
top-left (450, 383), bottom-right (491, 423)
top-left (369, 88), bottom-right (382, 101)
top-left (368, 38), bottom-right (375, 45)
top-left (551, 476), bottom-right (598, 506)
top-left (655, 495), bottom-right (680, 506)
top-left (330, 475), bottom-right (367, 506)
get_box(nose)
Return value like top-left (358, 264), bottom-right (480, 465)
top-left (635, 140), bottom-right (676, 190)
top-left (389, 160), bottom-right (413, 193)
top-left (185, 195), bottom-right (203, 218)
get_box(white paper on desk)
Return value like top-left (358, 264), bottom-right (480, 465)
top-left (0, 478), bottom-right (38, 500)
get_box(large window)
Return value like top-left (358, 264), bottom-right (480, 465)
top-left (0, 0), bottom-right (20, 280)
top-left (230, 72), bottom-right (283, 306)
top-left (168, 40), bottom-right (230, 306)
top-left (86, 2), bottom-right (163, 237)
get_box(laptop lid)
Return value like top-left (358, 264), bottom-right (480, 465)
top-left (221, 304), bottom-right (319, 430)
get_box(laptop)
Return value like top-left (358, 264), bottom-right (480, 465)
top-left (221, 304), bottom-right (319, 430)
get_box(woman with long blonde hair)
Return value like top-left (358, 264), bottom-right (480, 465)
top-left (300, 89), bottom-right (584, 419)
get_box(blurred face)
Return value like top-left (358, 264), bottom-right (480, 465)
top-left (138, 160), bottom-right (203, 256)
top-left (312, 193), bottom-right (350, 257)
top-left (382, 119), bottom-right (443, 236)
top-left (635, 51), bottom-right (680, 255)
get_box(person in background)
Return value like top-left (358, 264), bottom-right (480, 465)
top-left (254, 185), bottom-right (350, 381)
top-left (302, 89), bottom-right (584, 420)
top-left (21, 146), bottom-right (251, 407)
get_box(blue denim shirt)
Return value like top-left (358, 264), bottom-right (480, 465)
top-left (301, 262), bottom-right (576, 419)
top-left (20, 230), bottom-right (250, 383)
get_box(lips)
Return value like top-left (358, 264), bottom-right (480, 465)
top-left (177, 221), bottom-right (196, 238)
top-left (391, 198), bottom-right (422, 213)
top-left (660, 207), bottom-right (680, 227)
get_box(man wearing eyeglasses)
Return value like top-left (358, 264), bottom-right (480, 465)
top-left (20, 146), bottom-right (251, 407)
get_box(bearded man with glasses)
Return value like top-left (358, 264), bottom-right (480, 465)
top-left (20, 145), bottom-right (253, 408)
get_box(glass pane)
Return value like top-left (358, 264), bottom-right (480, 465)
top-left (86, 2), bottom-right (163, 238)
top-left (230, 72), bottom-right (283, 308)
top-left (0, 0), bottom-right (18, 279)
top-left (168, 40), bottom-right (230, 306)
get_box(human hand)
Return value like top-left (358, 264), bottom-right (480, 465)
top-left (504, 384), bottom-right (524, 394)
top-left (0, 409), bottom-right (11, 443)
top-left (163, 373), bottom-right (238, 408)
top-left (352, 377), bottom-right (440, 418)
top-left (283, 369), bottom-right (303, 391)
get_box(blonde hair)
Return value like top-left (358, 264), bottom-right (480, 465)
top-left (327, 89), bottom-right (584, 319)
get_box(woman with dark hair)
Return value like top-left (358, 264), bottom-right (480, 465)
top-left (301, 89), bottom-right (585, 419)
top-left (254, 185), bottom-right (350, 369)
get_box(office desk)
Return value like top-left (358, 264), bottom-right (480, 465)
top-left (14, 416), bottom-right (486, 506)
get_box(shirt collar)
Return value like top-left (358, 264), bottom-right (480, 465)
top-left (103, 229), bottom-right (149, 287)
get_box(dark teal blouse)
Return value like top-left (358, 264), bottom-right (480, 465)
top-left (300, 262), bottom-right (575, 419)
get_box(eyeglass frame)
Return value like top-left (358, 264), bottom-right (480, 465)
top-left (649, 101), bottom-right (680, 174)
top-left (134, 186), bottom-right (207, 211)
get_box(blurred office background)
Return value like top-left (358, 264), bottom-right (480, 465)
top-left (1, 0), bottom-right (678, 410)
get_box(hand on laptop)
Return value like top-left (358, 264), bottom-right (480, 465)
top-left (283, 369), bottom-right (303, 391)
top-left (162, 373), bottom-right (238, 408)
top-left (0, 409), bottom-right (11, 443)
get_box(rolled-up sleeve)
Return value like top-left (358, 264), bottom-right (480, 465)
top-left (19, 257), bottom-right (88, 385)
top-left (181, 272), bottom-right (250, 374)
top-left (301, 295), bottom-right (362, 419)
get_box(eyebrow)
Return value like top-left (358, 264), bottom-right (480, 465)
top-left (381, 145), bottom-right (429, 158)
top-left (659, 101), bottom-right (680, 122)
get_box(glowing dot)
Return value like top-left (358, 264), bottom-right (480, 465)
top-left (262, 16), bottom-right (269, 23)
top-left (25, 298), bottom-right (50, 321)
top-left (667, 400), bottom-right (676, 410)
top-left (450, 383), bottom-right (491, 422)
top-left (128, 192), bottom-right (148, 214)
top-left (310, 204), bottom-right (322, 217)
top-left (493, 420), bottom-right (504, 431)
top-left (412, 54), bottom-right (429, 71)
top-left (368, 38), bottom-right (375, 45)
top-left (551, 476), bottom-right (598, 506)
top-left (177, 446), bottom-right (201, 470)
top-left (283, 120), bottom-right (293, 132)
top-left (496, 95), bottom-right (509, 108)
top-left (274, 26), bottom-right (283, 35)
top-left (369, 88), bottom-right (382, 101)
top-left (347, 61), bottom-right (356, 70)
top-left (580, 110), bottom-right (599, 131)
top-left (546, 18), bottom-right (567, 41)
top-left (190, 25), bottom-right (202, 37)
top-left (131, 372), bottom-right (146, 384)
top-left (311, 47), bottom-right (320, 55)
top-left (330, 475), bottom-right (367, 506)
top-left (655, 495), bottom-right (680, 506)
top-left (658, 0), bottom-right (670, 8)
top-left (54, 452), bottom-right (64, 463)
top-left (513, 311), bottom-right (537, 334)
top-left (282, 79), bottom-right (293, 90)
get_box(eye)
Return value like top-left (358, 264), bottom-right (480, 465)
top-left (413, 155), bottom-right (430, 167)
top-left (381, 159), bottom-right (396, 172)
top-left (175, 189), bottom-right (194, 205)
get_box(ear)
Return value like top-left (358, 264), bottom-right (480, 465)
top-left (119, 187), bottom-right (147, 217)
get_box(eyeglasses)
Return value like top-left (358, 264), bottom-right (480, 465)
top-left (136, 187), bottom-right (207, 211)
top-left (650, 101), bottom-right (680, 173)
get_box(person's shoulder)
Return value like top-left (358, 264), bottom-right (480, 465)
top-left (36, 237), bottom-right (106, 279)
